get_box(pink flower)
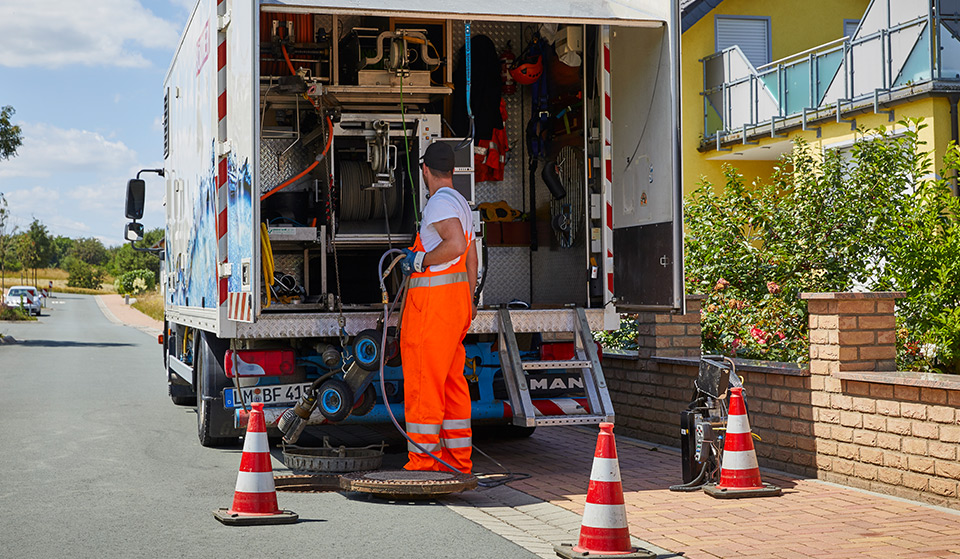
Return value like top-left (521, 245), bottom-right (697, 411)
top-left (715, 278), bottom-right (730, 291)
top-left (776, 331), bottom-right (786, 340)
top-left (767, 281), bottom-right (781, 295)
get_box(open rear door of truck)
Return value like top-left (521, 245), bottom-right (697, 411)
top-left (606, 3), bottom-right (684, 312)
top-left (220, 0), bottom-right (259, 329)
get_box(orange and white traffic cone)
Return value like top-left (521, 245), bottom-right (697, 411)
top-left (555, 423), bottom-right (654, 559)
top-left (703, 387), bottom-right (781, 499)
top-left (214, 402), bottom-right (299, 525)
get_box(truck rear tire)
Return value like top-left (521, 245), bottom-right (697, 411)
top-left (196, 333), bottom-right (239, 447)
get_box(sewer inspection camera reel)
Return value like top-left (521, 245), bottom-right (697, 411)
top-left (671, 355), bottom-right (746, 492)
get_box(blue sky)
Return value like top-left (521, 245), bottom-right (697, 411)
top-left (0, 0), bottom-right (195, 245)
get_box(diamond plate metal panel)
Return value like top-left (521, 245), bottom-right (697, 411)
top-left (234, 308), bottom-right (605, 339)
top-left (273, 252), bottom-right (305, 283)
top-left (455, 21), bottom-right (532, 306)
top-left (260, 138), bottom-right (312, 194)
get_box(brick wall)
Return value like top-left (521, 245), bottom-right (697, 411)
top-left (604, 291), bottom-right (960, 510)
top-left (803, 292), bottom-right (960, 507)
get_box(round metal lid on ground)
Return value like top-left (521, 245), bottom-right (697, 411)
top-left (340, 470), bottom-right (478, 498)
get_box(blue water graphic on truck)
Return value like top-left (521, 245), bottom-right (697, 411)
top-left (169, 142), bottom-right (218, 308)
top-left (226, 152), bottom-right (253, 294)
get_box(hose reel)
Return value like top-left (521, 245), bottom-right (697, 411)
top-left (336, 160), bottom-right (401, 222)
top-left (549, 145), bottom-right (584, 249)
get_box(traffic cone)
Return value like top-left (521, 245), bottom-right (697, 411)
top-left (214, 402), bottom-right (299, 525)
top-left (554, 423), bottom-right (654, 559)
top-left (703, 387), bottom-right (781, 499)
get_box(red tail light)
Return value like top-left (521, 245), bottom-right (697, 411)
top-left (540, 341), bottom-right (603, 363)
top-left (541, 342), bottom-right (575, 361)
top-left (158, 334), bottom-right (165, 345)
top-left (225, 349), bottom-right (296, 377)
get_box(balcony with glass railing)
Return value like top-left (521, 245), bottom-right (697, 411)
top-left (701, 0), bottom-right (960, 148)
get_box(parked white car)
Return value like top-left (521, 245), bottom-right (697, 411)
top-left (4, 286), bottom-right (42, 316)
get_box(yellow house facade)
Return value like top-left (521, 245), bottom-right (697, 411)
top-left (682, 0), bottom-right (960, 193)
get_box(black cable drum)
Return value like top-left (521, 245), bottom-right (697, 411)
top-left (336, 160), bottom-right (401, 221)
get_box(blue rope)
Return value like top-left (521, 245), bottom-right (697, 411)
top-left (465, 21), bottom-right (472, 119)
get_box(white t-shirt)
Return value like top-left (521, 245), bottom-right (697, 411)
top-left (420, 187), bottom-right (474, 272)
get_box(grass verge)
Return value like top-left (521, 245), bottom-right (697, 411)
top-left (132, 289), bottom-right (164, 322)
top-left (3, 269), bottom-right (116, 294)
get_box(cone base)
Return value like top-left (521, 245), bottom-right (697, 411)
top-left (213, 508), bottom-right (299, 526)
top-left (555, 543), bottom-right (655, 559)
top-left (702, 483), bottom-right (781, 499)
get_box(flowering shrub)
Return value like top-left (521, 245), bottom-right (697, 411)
top-left (594, 315), bottom-right (639, 351)
top-left (686, 121), bottom-right (927, 365)
top-left (115, 269), bottom-right (156, 295)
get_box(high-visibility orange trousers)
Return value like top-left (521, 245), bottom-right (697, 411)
top-left (400, 276), bottom-right (473, 474)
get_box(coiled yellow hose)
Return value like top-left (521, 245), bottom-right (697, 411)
top-left (260, 222), bottom-right (275, 307)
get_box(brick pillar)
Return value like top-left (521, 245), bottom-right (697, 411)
top-left (636, 294), bottom-right (705, 359)
top-left (801, 292), bottom-right (905, 482)
top-left (802, 292), bottom-right (903, 374)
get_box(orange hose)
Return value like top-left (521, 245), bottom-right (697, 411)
top-left (281, 42), bottom-right (297, 76)
top-left (260, 115), bottom-right (334, 202)
top-left (281, 43), bottom-right (322, 112)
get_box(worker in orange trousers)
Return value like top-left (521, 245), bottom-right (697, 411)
top-left (399, 142), bottom-right (478, 474)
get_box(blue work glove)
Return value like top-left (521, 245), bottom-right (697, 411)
top-left (400, 248), bottom-right (426, 276)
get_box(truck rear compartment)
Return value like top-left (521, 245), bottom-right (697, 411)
top-left (256, 13), bottom-right (603, 314)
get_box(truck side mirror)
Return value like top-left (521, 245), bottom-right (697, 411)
top-left (125, 179), bottom-right (146, 219)
top-left (125, 222), bottom-right (144, 242)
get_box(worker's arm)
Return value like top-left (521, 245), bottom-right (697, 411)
top-left (466, 239), bottom-right (478, 320)
top-left (421, 217), bottom-right (467, 267)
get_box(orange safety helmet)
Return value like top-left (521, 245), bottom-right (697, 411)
top-left (509, 54), bottom-right (543, 85)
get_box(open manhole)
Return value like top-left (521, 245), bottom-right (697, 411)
top-left (340, 470), bottom-right (478, 498)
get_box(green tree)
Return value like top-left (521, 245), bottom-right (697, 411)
top-left (0, 106), bottom-right (23, 160)
top-left (0, 193), bottom-right (15, 290)
top-left (15, 233), bottom-right (38, 284)
top-left (68, 237), bottom-right (109, 266)
top-left (65, 257), bottom-right (105, 290)
top-left (875, 144), bottom-right (960, 373)
top-left (24, 219), bottom-right (53, 284)
top-left (113, 227), bottom-right (163, 281)
top-left (48, 235), bottom-right (74, 268)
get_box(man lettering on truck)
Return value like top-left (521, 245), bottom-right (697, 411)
top-left (399, 142), bottom-right (477, 474)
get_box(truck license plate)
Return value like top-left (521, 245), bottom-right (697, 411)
top-left (223, 382), bottom-right (312, 409)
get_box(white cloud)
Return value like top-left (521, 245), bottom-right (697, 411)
top-left (0, 0), bottom-right (180, 68)
top-left (0, 122), bottom-right (138, 180)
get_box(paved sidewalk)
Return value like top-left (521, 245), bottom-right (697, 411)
top-left (478, 426), bottom-right (960, 559)
top-left (96, 294), bottom-right (163, 336)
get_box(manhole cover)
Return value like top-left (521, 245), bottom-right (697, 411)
top-left (340, 470), bottom-right (478, 498)
top-left (364, 471), bottom-right (454, 482)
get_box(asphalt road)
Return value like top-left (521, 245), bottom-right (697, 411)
top-left (0, 294), bottom-right (537, 559)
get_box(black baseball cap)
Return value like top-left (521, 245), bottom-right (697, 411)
top-left (420, 142), bottom-right (455, 173)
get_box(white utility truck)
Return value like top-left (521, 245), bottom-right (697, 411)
top-left (123, 0), bottom-right (683, 446)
